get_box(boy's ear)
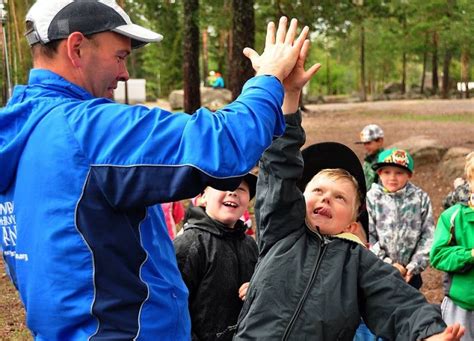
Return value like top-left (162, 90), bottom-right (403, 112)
top-left (200, 189), bottom-right (209, 206)
top-left (344, 221), bottom-right (360, 234)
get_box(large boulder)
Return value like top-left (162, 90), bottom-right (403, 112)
top-left (169, 87), bottom-right (232, 111)
top-left (383, 82), bottom-right (403, 94)
top-left (388, 136), bottom-right (447, 167)
top-left (438, 147), bottom-right (472, 180)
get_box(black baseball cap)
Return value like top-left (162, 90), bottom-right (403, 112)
top-left (25, 0), bottom-right (163, 49)
top-left (297, 142), bottom-right (368, 236)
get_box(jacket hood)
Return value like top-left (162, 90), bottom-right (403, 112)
top-left (183, 205), bottom-right (247, 239)
top-left (0, 85), bottom-right (42, 192)
top-left (0, 69), bottom-right (93, 192)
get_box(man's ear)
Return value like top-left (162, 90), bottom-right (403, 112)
top-left (66, 32), bottom-right (86, 67)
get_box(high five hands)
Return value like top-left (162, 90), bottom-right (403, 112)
top-left (243, 17), bottom-right (320, 86)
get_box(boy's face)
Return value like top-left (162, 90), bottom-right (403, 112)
top-left (377, 166), bottom-right (412, 192)
top-left (202, 181), bottom-right (250, 228)
top-left (304, 176), bottom-right (358, 235)
top-left (363, 138), bottom-right (384, 155)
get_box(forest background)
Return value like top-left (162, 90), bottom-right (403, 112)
top-left (1, 0), bottom-right (474, 112)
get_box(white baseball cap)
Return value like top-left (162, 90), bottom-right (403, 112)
top-left (25, 0), bottom-right (163, 49)
top-left (355, 124), bottom-right (384, 144)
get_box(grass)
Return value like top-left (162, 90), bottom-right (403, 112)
top-left (359, 111), bottom-right (474, 123)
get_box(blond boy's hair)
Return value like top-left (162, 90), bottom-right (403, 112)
top-left (308, 168), bottom-right (361, 220)
top-left (465, 152), bottom-right (474, 188)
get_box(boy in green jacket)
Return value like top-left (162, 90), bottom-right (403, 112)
top-left (355, 124), bottom-right (385, 190)
top-left (431, 151), bottom-right (474, 340)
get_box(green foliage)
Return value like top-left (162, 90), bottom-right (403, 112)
top-left (4, 0), bottom-right (474, 101)
top-left (126, 0), bottom-right (183, 99)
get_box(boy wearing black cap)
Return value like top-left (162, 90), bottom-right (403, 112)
top-left (234, 65), bottom-right (464, 338)
top-left (367, 148), bottom-right (434, 289)
top-left (173, 174), bottom-right (258, 341)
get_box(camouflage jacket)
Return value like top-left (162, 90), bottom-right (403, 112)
top-left (367, 182), bottom-right (435, 275)
top-left (363, 149), bottom-right (384, 190)
top-left (442, 181), bottom-right (470, 209)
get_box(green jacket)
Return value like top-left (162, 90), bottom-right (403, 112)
top-left (430, 204), bottom-right (474, 310)
top-left (363, 149), bottom-right (384, 190)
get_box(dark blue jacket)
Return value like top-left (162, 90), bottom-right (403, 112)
top-left (0, 69), bottom-right (284, 340)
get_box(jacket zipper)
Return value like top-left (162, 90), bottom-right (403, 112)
top-left (281, 238), bottom-right (328, 340)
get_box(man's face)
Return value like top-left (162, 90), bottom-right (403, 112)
top-left (304, 175), bottom-right (357, 235)
top-left (80, 32), bottom-right (131, 99)
top-left (203, 181), bottom-right (250, 228)
top-left (363, 138), bottom-right (384, 155)
top-left (377, 166), bottom-right (411, 192)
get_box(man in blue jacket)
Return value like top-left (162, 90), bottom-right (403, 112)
top-left (0, 0), bottom-right (310, 339)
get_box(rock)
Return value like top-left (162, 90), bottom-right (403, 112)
top-left (169, 87), bottom-right (232, 110)
top-left (439, 147), bottom-right (472, 180)
top-left (383, 82), bottom-right (403, 94)
top-left (388, 136), bottom-right (447, 167)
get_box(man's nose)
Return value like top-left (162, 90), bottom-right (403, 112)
top-left (118, 64), bottom-right (130, 82)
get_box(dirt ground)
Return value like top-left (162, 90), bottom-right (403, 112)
top-left (1, 98), bottom-right (473, 339)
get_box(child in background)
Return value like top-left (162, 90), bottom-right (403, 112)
top-left (161, 201), bottom-right (185, 239)
top-left (173, 174), bottom-right (258, 341)
top-left (443, 177), bottom-right (470, 209)
top-left (234, 40), bottom-right (463, 338)
top-left (431, 152), bottom-right (474, 341)
top-left (355, 124), bottom-right (385, 190)
top-left (367, 148), bottom-right (434, 289)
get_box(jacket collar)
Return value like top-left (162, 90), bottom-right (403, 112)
top-left (29, 69), bottom-right (96, 100)
top-left (184, 206), bottom-right (247, 239)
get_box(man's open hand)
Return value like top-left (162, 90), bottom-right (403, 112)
top-left (243, 17), bottom-right (309, 83)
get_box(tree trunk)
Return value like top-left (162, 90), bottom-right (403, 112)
top-left (401, 17), bottom-right (407, 95)
top-left (202, 29), bottom-right (209, 85)
top-left (461, 48), bottom-right (470, 99)
top-left (183, 0), bottom-right (201, 114)
top-left (420, 33), bottom-right (428, 95)
top-left (431, 31), bottom-right (439, 95)
top-left (326, 52), bottom-right (331, 95)
top-left (359, 23), bottom-right (367, 102)
top-left (230, 0), bottom-right (255, 100)
top-left (441, 49), bottom-right (452, 99)
top-left (0, 21), bottom-right (7, 105)
top-left (401, 52), bottom-right (407, 95)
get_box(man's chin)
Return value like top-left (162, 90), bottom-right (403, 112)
top-left (105, 89), bottom-right (115, 99)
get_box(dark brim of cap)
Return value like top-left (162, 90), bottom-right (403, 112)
top-left (358, 209), bottom-right (369, 240)
top-left (242, 173), bottom-right (257, 200)
top-left (372, 162), bottom-right (412, 174)
top-left (297, 142), bottom-right (367, 202)
top-left (113, 24), bottom-right (163, 49)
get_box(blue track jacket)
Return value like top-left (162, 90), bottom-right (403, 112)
top-left (0, 69), bottom-right (285, 340)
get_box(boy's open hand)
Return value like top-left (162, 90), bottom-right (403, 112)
top-left (423, 323), bottom-right (465, 340)
top-left (243, 17), bottom-right (309, 83)
top-left (283, 39), bottom-right (321, 95)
